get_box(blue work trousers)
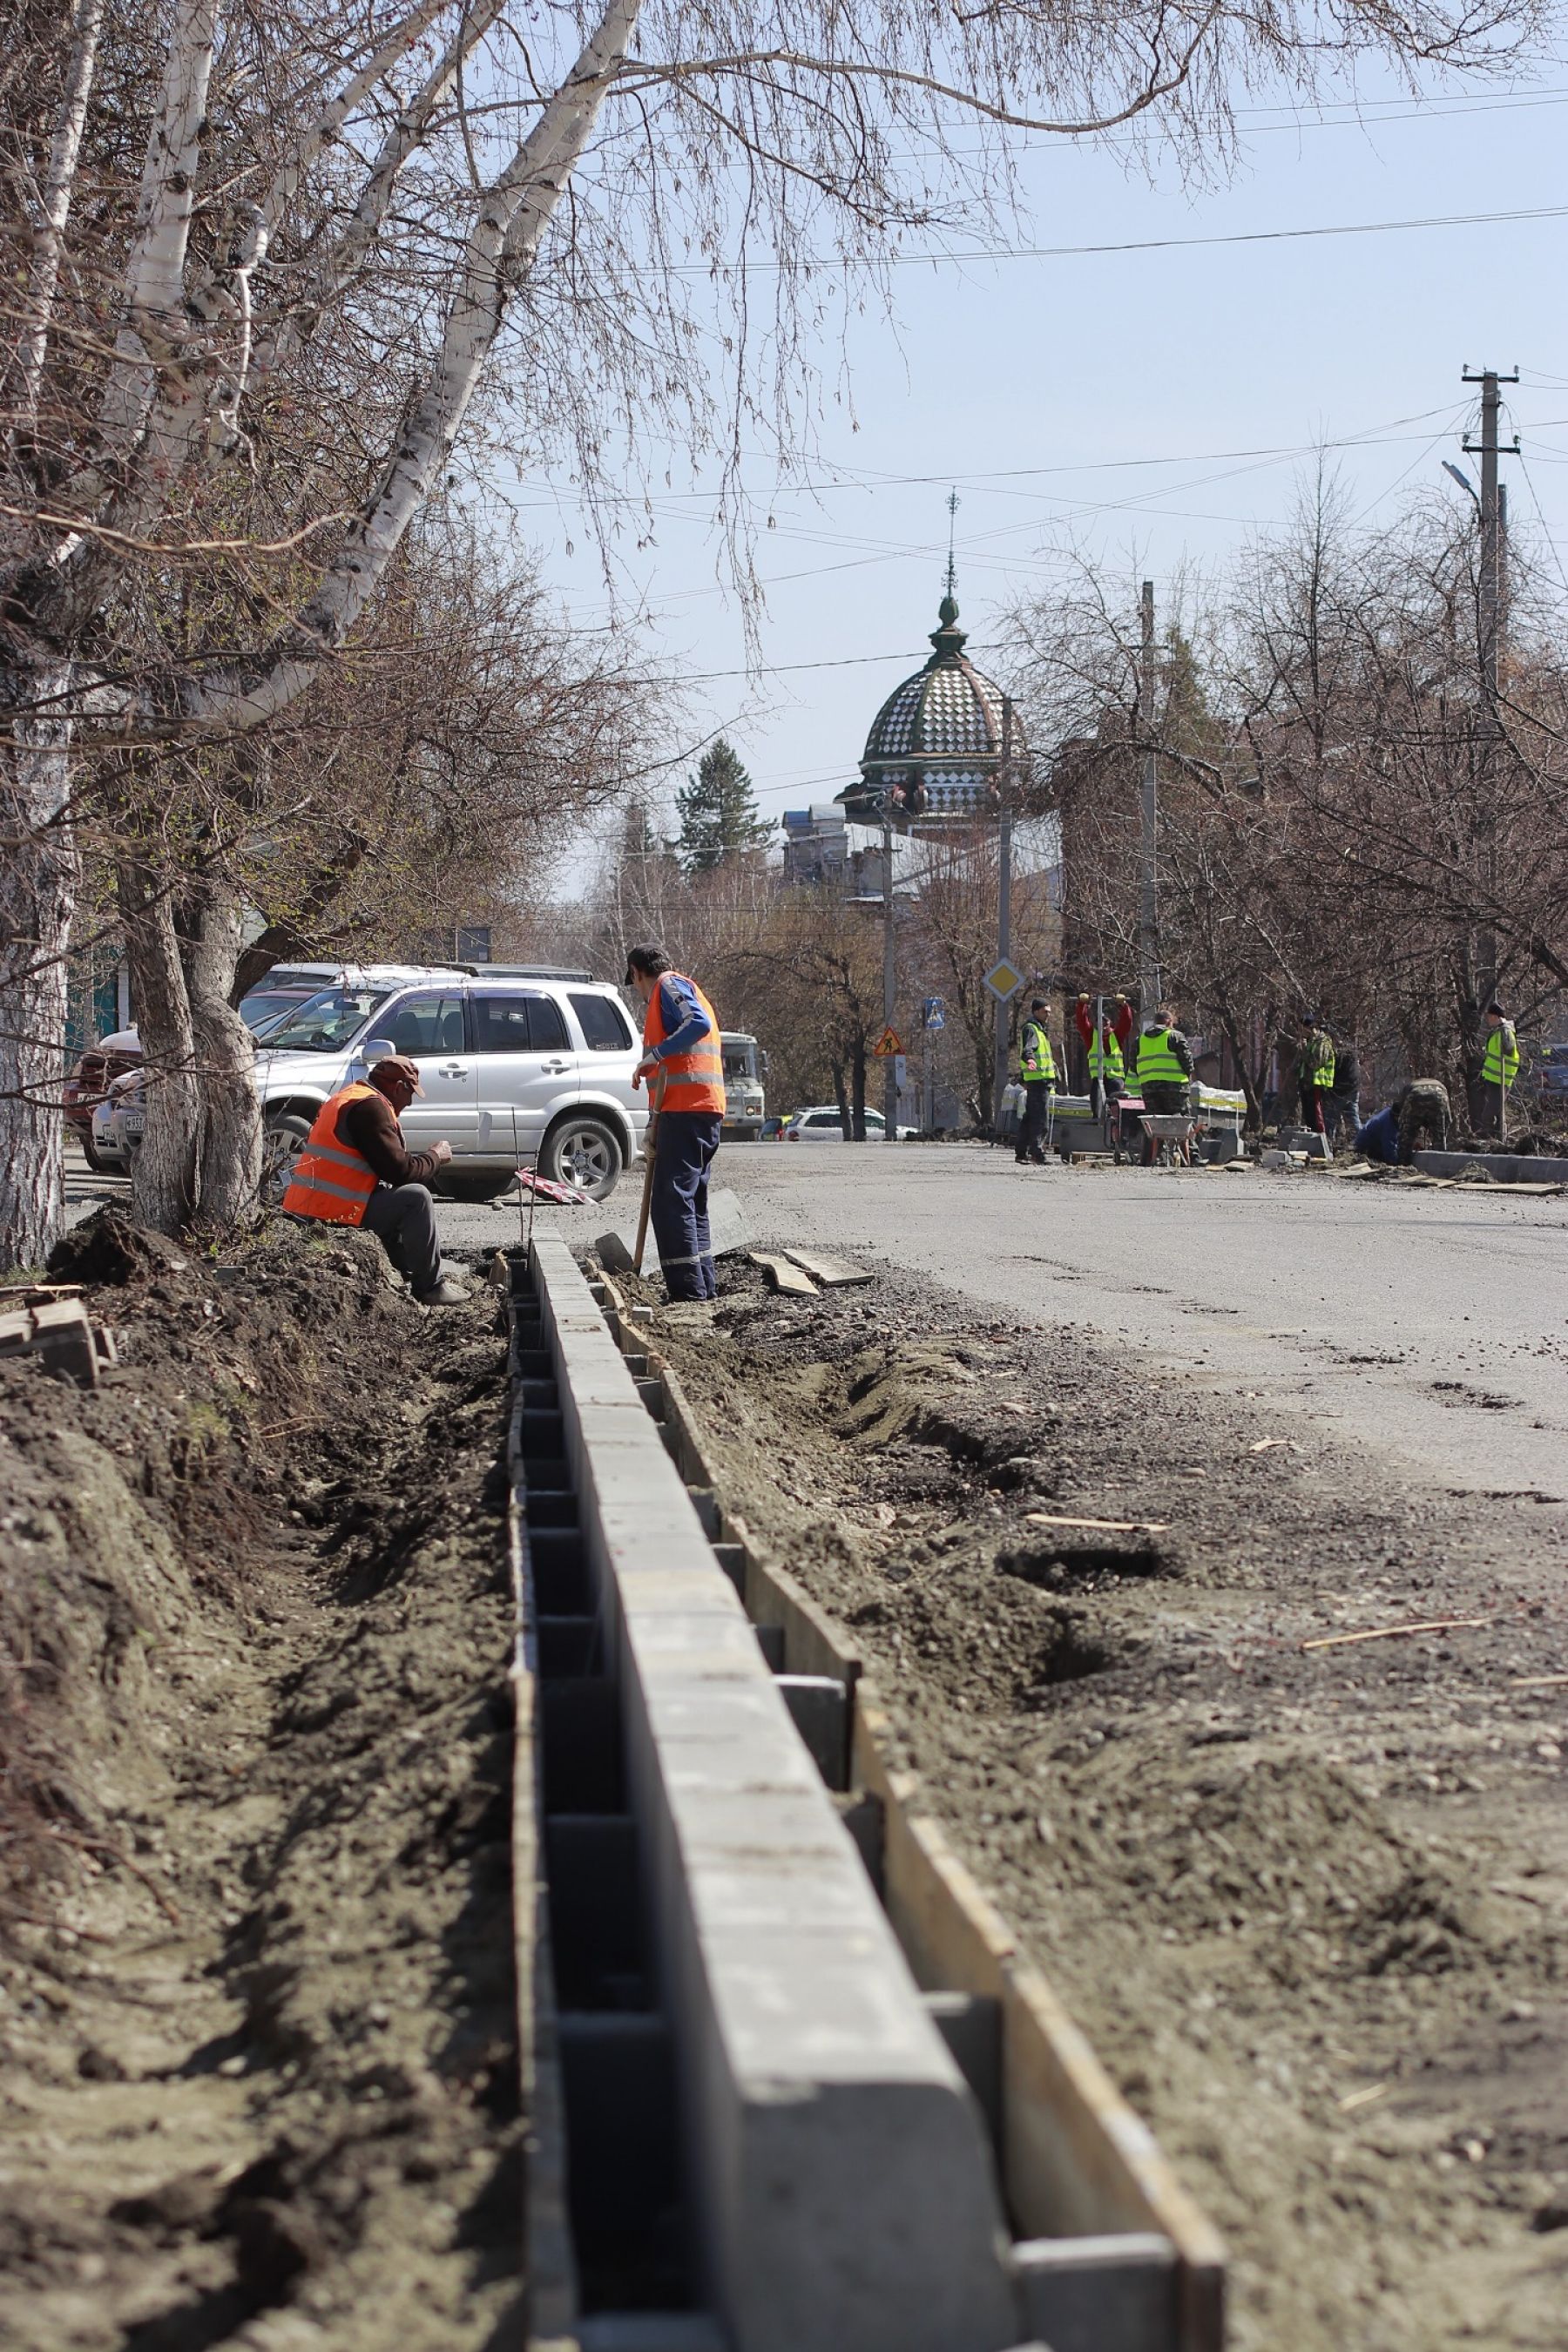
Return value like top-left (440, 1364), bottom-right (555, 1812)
top-left (651, 1111), bottom-right (722, 1300)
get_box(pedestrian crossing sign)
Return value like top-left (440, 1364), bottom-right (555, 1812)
top-left (983, 959), bottom-right (1025, 1002)
top-left (872, 1026), bottom-right (902, 1057)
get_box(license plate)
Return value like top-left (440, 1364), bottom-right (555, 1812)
top-left (123, 1112), bottom-right (145, 1139)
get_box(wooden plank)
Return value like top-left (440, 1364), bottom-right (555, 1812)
top-left (745, 1548), bottom-right (862, 1685)
top-left (781, 1247), bottom-right (874, 1288)
top-left (751, 1250), bottom-right (819, 1295)
top-left (1004, 1963), bottom-right (1227, 2352)
top-left (882, 1801), bottom-right (1016, 2002)
top-left (862, 1708), bottom-right (1228, 2351)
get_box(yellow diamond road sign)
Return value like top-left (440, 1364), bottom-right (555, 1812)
top-left (983, 959), bottom-right (1025, 1002)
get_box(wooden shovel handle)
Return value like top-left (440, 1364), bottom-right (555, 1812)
top-left (633, 1070), bottom-right (666, 1273)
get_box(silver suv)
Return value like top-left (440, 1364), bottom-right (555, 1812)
top-left (256, 965), bottom-right (647, 1203)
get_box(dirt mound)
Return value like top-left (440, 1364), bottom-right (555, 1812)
top-left (0, 1215), bottom-right (518, 2351)
top-left (44, 1205), bottom-right (195, 1288)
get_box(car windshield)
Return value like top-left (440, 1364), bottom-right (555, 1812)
top-left (240, 990), bottom-right (308, 1031)
top-left (260, 988), bottom-right (392, 1051)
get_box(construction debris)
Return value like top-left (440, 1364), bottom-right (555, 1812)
top-left (0, 1297), bottom-right (115, 1388)
top-left (782, 1248), bottom-right (875, 1288)
top-left (1301, 1613), bottom-right (1497, 1653)
top-left (1024, 1511), bottom-right (1171, 1535)
top-left (751, 1252), bottom-right (819, 1296)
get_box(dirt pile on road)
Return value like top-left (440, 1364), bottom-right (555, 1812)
top-left (643, 1254), bottom-right (1568, 2352)
top-left (1, 1212), bottom-right (517, 2352)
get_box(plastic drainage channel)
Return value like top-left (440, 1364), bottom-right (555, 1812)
top-left (506, 1261), bottom-right (717, 2352)
top-left (583, 1273), bottom-right (1227, 2352)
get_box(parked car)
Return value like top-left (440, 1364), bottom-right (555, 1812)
top-left (64, 1027), bottom-right (141, 1169)
top-left (779, 1105), bottom-right (916, 1140)
top-left (64, 965), bottom-right (462, 1172)
top-left (256, 968), bottom-right (648, 1203)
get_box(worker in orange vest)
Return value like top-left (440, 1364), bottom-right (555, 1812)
top-left (625, 944), bottom-right (727, 1301)
top-left (280, 1056), bottom-right (467, 1305)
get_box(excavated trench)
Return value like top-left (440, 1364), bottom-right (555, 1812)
top-left (0, 1213), bottom-right (520, 2352)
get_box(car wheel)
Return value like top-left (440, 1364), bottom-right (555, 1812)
top-left (260, 1112), bottom-right (313, 1208)
top-left (541, 1115), bottom-right (623, 1201)
top-left (431, 1168), bottom-right (515, 1204)
top-left (80, 1131), bottom-right (117, 1174)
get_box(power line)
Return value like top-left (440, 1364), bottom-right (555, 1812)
top-left (504, 404), bottom-right (1546, 510)
top-left (659, 202), bottom-right (1568, 277)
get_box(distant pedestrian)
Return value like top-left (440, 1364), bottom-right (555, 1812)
top-left (1295, 1017), bottom-right (1336, 1135)
top-left (625, 945), bottom-right (726, 1302)
top-left (1480, 1002), bottom-right (1519, 1139)
top-left (1135, 1005), bottom-right (1194, 1165)
top-left (1015, 998), bottom-right (1058, 1165)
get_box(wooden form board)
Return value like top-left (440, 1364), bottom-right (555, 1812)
top-left (853, 1681), bottom-right (1227, 2349)
top-left (591, 1255), bottom-right (1227, 2351)
top-left (504, 1304), bottom-right (578, 2349)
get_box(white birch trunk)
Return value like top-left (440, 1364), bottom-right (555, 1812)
top-left (0, 674), bottom-right (77, 1269)
top-left (180, 0), bottom-right (640, 734)
top-left (11, 0), bottom-right (105, 438)
top-left (95, 0), bottom-right (217, 460)
top-left (249, 0), bottom-right (508, 397)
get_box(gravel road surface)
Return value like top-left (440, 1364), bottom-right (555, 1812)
top-left (65, 1139), bottom-right (1567, 1497)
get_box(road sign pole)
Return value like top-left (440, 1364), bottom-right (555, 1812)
top-left (993, 697), bottom-right (1014, 1132)
top-left (882, 816), bottom-right (898, 1143)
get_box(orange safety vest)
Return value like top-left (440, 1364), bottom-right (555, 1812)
top-left (643, 973), bottom-right (726, 1115)
top-left (280, 1084), bottom-right (380, 1225)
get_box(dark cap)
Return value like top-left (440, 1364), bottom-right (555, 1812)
top-left (1030, 997), bottom-right (1048, 1012)
top-left (368, 1056), bottom-right (422, 1097)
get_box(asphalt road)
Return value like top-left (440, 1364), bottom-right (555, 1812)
top-left (698, 1144), bottom-right (1568, 1501)
top-left (65, 1141), bottom-right (1568, 1499)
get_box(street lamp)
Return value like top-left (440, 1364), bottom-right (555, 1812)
top-left (1442, 460), bottom-right (1479, 505)
top-left (862, 787), bottom-right (900, 1143)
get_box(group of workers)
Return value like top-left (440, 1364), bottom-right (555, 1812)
top-left (280, 943), bottom-right (726, 1306)
top-left (1012, 991), bottom-right (1194, 1166)
top-left (1010, 992), bottom-right (1524, 1173)
top-left (280, 947), bottom-right (1529, 1303)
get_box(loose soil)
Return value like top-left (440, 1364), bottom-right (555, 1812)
top-left (636, 1255), bottom-right (1568, 2352)
top-left (0, 1211), bottom-right (517, 2352)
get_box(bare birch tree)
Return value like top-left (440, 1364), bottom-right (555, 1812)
top-left (1, 0), bottom-right (1544, 1259)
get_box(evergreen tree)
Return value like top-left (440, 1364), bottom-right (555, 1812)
top-left (676, 740), bottom-right (770, 871)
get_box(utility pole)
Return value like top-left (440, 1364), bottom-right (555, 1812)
top-left (1138, 579), bottom-right (1159, 1022)
top-left (992, 696), bottom-right (1014, 1129)
top-left (1460, 367), bottom-right (1518, 1047)
top-left (882, 812), bottom-right (898, 1140)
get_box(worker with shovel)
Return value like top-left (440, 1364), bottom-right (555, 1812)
top-left (280, 1056), bottom-right (468, 1305)
top-left (625, 945), bottom-right (727, 1302)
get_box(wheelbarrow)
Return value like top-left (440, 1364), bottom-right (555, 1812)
top-left (1140, 1112), bottom-right (1199, 1167)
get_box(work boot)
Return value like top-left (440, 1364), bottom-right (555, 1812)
top-left (415, 1277), bottom-right (469, 1307)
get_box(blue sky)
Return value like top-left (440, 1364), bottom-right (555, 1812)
top-left (510, 54), bottom-right (1568, 863)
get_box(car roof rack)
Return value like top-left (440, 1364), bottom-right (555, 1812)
top-left (458, 963), bottom-right (597, 982)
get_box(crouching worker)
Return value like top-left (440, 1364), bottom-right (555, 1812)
top-left (280, 1057), bottom-right (467, 1305)
top-left (625, 943), bottom-right (725, 1302)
